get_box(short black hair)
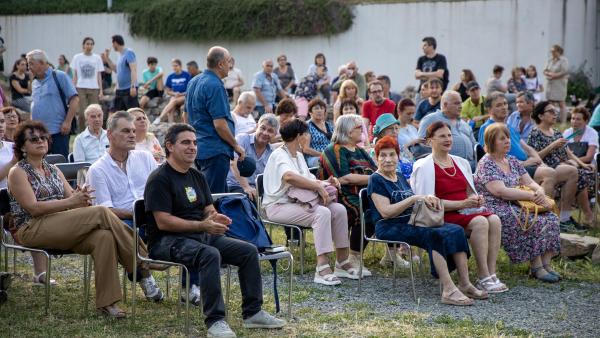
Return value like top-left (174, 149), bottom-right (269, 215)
top-left (422, 36), bottom-right (437, 49)
top-left (186, 60), bottom-right (198, 68)
top-left (14, 120), bottom-right (51, 160)
top-left (376, 75), bottom-right (391, 86)
top-left (111, 35), bottom-right (125, 46)
top-left (164, 123), bottom-right (196, 157)
top-left (493, 65), bottom-right (504, 74)
top-left (279, 119), bottom-right (308, 142)
top-left (147, 56), bottom-right (158, 64)
top-left (532, 101), bottom-right (552, 124)
top-left (82, 37), bottom-right (94, 45)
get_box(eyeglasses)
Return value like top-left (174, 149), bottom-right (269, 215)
top-left (370, 90), bottom-right (383, 94)
top-left (544, 108), bottom-right (559, 115)
top-left (27, 135), bottom-right (49, 143)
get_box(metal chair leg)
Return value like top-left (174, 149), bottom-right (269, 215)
top-left (407, 245), bottom-right (416, 302)
top-left (287, 255), bottom-right (294, 319)
top-left (225, 265), bottom-right (232, 320)
top-left (299, 230), bottom-right (305, 276)
top-left (83, 256), bottom-right (88, 312)
top-left (166, 267), bottom-right (170, 298)
top-left (122, 268), bottom-right (127, 303)
top-left (392, 244), bottom-right (397, 288)
top-left (44, 253), bottom-right (51, 316)
top-left (183, 266), bottom-right (190, 336)
top-left (86, 256), bottom-right (92, 312)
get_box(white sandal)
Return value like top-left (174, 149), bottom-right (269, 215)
top-left (334, 259), bottom-right (360, 280)
top-left (32, 272), bottom-right (57, 286)
top-left (314, 264), bottom-right (341, 286)
top-left (475, 275), bottom-right (508, 294)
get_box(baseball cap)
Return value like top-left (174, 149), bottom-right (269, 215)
top-left (466, 81), bottom-right (480, 91)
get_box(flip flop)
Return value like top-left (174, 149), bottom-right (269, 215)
top-left (459, 284), bottom-right (489, 300)
top-left (441, 288), bottom-right (474, 306)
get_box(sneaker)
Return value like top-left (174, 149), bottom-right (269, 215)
top-left (139, 275), bottom-right (164, 302)
top-left (559, 219), bottom-right (585, 234)
top-left (242, 310), bottom-right (286, 329)
top-left (569, 217), bottom-right (588, 230)
top-left (180, 284), bottom-right (201, 306)
top-left (207, 320), bottom-right (236, 338)
top-left (349, 254), bottom-right (372, 277)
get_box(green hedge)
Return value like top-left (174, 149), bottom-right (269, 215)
top-left (127, 0), bottom-right (354, 41)
top-left (0, 0), bottom-right (354, 40)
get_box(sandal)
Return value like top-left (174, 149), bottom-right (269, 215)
top-left (313, 264), bottom-right (341, 286)
top-left (32, 272), bottom-right (57, 286)
top-left (458, 284), bottom-right (489, 300)
top-left (334, 259), bottom-right (360, 280)
top-left (543, 265), bottom-right (562, 280)
top-left (530, 266), bottom-right (559, 283)
top-left (441, 288), bottom-right (474, 306)
top-left (476, 275), bottom-right (508, 294)
top-left (96, 303), bottom-right (127, 319)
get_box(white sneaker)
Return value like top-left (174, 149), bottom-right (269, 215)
top-left (349, 254), bottom-right (372, 277)
top-left (139, 275), bottom-right (164, 302)
top-left (243, 310), bottom-right (286, 329)
top-left (207, 320), bottom-right (236, 338)
top-left (380, 250), bottom-right (410, 268)
top-left (180, 284), bottom-right (201, 306)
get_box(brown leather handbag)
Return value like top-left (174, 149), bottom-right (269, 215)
top-left (408, 199), bottom-right (445, 228)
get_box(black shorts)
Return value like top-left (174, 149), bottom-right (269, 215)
top-left (113, 88), bottom-right (139, 111)
top-left (525, 165), bottom-right (537, 178)
top-left (144, 89), bottom-right (164, 100)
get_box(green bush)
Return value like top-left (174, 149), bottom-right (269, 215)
top-left (127, 0), bottom-right (354, 41)
top-left (0, 0), bottom-right (354, 40)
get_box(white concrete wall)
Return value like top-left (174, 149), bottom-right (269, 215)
top-left (1, 0), bottom-right (597, 92)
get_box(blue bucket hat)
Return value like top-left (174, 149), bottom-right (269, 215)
top-left (373, 113), bottom-right (400, 136)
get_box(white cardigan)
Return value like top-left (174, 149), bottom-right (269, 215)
top-left (409, 154), bottom-right (477, 196)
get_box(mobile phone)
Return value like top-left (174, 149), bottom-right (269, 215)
top-left (565, 130), bottom-right (582, 140)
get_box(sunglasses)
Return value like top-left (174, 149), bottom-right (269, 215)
top-left (27, 135), bottom-right (49, 143)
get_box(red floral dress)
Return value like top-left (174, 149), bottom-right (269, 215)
top-left (434, 161), bottom-right (491, 229)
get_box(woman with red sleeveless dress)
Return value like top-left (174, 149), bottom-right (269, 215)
top-left (411, 121), bottom-right (508, 294)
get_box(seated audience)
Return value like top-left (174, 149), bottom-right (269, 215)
top-left (271, 98), bottom-right (298, 143)
top-left (524, 65), bottom-right (544, 102)
top-left (253, 59), bottom-right (287, 117)
top-left (156, 59), bottom-right (191, 123)
top-left (223, 57), bottom-right (244, 104)
top-left (72, 104), bottom-right (109, 163)
top-left (128, 108), bottom-right (165, 163)
top-left (307, 53), bottom-right (332, 103)
top-left (418, 91), bottom-right (477, 171)
top-left (563, 106), bottom-right (598, 165)
top-left (411, 122), bottom-right (507, 293)
top-left (186, 60), bottom-right (201, 77)
top-left (139, 57), bottom-right (164, 109)
top-left (477, 92), bottom-right (559, 197)
top-left (274, 54), bottom-right (296, 94)
top-left (227, 113), bottom-right (279, 200)
top-left (337, 99), bottom-right (368, 148)
top-left (232, 91), bottom-right (258, 136)
top-left (303, 99), bottom-right (333, 167)
top-left (362, 80), bottom-right (397, 140)
top-left (294, 65), bottom-right (325, 120)
top-left (377, 75), bottom-right (402, 104)
top-left (485, 65), bottom-right (516, 110)
top-left (475, 124), bottom-right (561, 283)
top-left (369, 136), bottom-right (487, 305)
top-left (396, 99), bottom-right (422, 148)
top-left (319, 115), bottom-right (378, 276)
top-left (332, 61), bottom-right (366, 100)
top-left (506, 91), bottom-right (535, 141)
top-left (414, 78), bottom-right (442, 124)
top-left (9, 58), bottom-right (32, 113)
top-left (145, 124), bottom-right (285, 337)
top-left (1, 107), bottom-right (22, 142)
top-left (263, 119), bottom-right (358, 285)
top-left (507, 67), bottom-right (527, 94)
top-left (459, 81), bottom-right (487, 135)
top-left (527, 101), bottom-right (593, 229)
top-left (333, 79), bottom-right (364, 122)
top-left (8, 120), bottom-right (161, 317)
top-left (0, 113), bottom-right (16, 188)
top-left (452, 69), bottom-right (476, 102)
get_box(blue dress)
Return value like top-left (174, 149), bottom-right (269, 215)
top-left (367, 172), bottom-right (470, 277)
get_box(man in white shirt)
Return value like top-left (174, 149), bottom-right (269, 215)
top-left (86, 110), bottom-right (164, 302)
top-left (71, 37), bottom-right (105, 133)
top-left (232, 91), bottom-right (257, 135)
top-left (72, 104), bottom-right (109, 163)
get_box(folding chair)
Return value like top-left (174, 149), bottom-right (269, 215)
top-left (256, 174), bottom-right (312, 275)
top-left (55, 162), bottom-right (91, 185)
top-left (0, 188), bottom-right (92, 315)
top-left (131, 199), bottom-right (192, 335)
top-left (357, 188), bottom-right (417, 301)
top-left (68, 152), bottom-right (75, 163)
top-left (213, 192), bottom-right (294, 319)
top-left (45, 154), bottom-right (67, 164)
top-left (475, 143), bottom-right (486, 164)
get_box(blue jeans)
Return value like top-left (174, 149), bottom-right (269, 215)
top-left (195, 154), bottom-right (231, 194)
top-left (50, 133), bottom-right (69, 159)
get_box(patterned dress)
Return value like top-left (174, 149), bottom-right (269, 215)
top-left (527, 128), bottom-right (594, 194)
top-left (475, 155), bottom-right (560, 263)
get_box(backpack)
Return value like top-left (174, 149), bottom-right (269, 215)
top-left (214, 195), bottom-right (282, 312)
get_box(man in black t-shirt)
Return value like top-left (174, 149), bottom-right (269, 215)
top-left (144, 124), bottom-right (285, 338)
top-left (415, 36), bottom-right (449, 91)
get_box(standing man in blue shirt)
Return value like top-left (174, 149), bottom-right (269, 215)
top-left (186, 46), bottom-right (245, 193)
top-left (104, 35), bottom-right (138, 111)
top-left (27, 49), bottom-right (79, 158)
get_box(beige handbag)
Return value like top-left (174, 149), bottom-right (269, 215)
top-left (408, 199), bottom-right (445, 228)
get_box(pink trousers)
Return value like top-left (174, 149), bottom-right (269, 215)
top-left (265, 202), bottom-right (349, 256)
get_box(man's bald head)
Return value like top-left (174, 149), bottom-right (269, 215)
top-left (206, 46), bottom-right (230, 69)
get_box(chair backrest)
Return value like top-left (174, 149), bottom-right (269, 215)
top-left (359, 188), bottom-right (369, 219)
top-left (45, 154), bottom-right (67, 165)
top-left (55, 162), bottom-right (91, 182)
top-left (68, 153), bottom-right (74, 163)
top-left (133, 198), bottom-right (146, 230)
top-left (475, 143), bottom-right (486, 163)
top-left (0, 188), bottom-right (10, 216)
top-left (256, 174), bottom-right (264, 211)
top-left (309, 167), bottom-right (319, 177)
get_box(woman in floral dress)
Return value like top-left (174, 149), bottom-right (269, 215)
top-left (475, 123), bottom-right (561, 283)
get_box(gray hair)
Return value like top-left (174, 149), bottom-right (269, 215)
top-left (441, 90), bottom-right (461, 106)
top-left (517, 91), bottom-right (535, 104)
top-left (257, 113), bottom-right (279, 131)
top-left (107, 111), bottom-right (133, 132)
top-left (206, 46), bottom-right (228, 69)
top-left (26, 49), bottom-right (48, 63)
top-left (84, 104), bottom-right (103, 119)
top-left (484, 91), bottom-right (507, 109)
top-left (332, 114), bottom-right (362, 145)
top-left (238, 91), bottom-right (256, 105)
